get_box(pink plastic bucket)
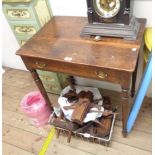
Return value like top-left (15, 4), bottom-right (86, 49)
top-left (20, 91), bottom-right (51, 127)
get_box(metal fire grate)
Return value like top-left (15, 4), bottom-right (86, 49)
top-left (51, 113), bottom-right (116, 146)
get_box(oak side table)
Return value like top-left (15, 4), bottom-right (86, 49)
top-left (16, 16), bottom-right (146, 136)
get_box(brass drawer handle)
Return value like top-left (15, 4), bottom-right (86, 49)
top-left (95, 71), bottom-right (107, 79)
top-left (35, 62), bottom-right (46, 69)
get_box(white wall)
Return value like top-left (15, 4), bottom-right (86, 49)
top-left (133, 0), bottom-right (152, 27)
top-left (2, 0), bottom-right (152, 96)
top-left (2, 13), bottom-right (27, 70)
top-left (50, 0), bottom-right (152, 26)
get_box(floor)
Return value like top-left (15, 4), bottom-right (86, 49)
top-left (2, 68), bottom-right (152, 155)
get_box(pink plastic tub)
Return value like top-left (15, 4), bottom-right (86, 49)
top-left (20, 91), bottom-right (51, 127)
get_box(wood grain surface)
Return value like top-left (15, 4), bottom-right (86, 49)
top-left (16, 16), bottom-right (146, 72)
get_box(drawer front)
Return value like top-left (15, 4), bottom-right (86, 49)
top-left (22, 57), bottom-right (127, 85)
top-left (3, 4), bottom-right (35, 21)
top-left (10, 21), bottom-right (39, 36)
top-left (37, 70), bottom-right (62, 94)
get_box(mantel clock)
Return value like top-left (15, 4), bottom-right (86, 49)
top-left (81, 0), bottom-right (140, 40)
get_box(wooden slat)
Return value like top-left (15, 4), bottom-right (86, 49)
top-left (2, 84), bottom-right (37, 101)
top-left (3, 142), bottom-right (34, 155)
top-left (3, 109), bottom-right (151, 154)
top-left (2, 83), bottom-right (38, 114)
top-left (2, 87), bottom-right (58, 113)
top-left (3, 124), bottom-right (43, 153)
top-left (112, 126), bottom-right (152, 151)
top-left (54, 134), bottom-right (151, 155)
top-left (4, 122), bottom-right (150, 155)
top-left (115, 113), bottom-right (152, 134)
top-left (3, 124), bottom-right (94, 155)
top-left (3, 75), bottom-right (35, 89)
top-left (2, 69), bottom-right (34, 87)
top-left (2, 96), bottom-right (22, 113)
top-left (45, 141), bottom-right (95, 155)
top-left (2, 109), bottom-right (51, 137)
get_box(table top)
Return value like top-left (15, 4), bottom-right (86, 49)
top-left (16, 16), bottom-right (146, 72)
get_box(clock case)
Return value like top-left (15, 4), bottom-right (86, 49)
top-left (81, 0), bottom-right (140, 40)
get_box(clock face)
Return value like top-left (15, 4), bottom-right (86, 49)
top-left (93, 0), bottom-right (121, 18)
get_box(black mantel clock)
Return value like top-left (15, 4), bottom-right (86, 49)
top-left (81, 0), bottom-right (140, 40)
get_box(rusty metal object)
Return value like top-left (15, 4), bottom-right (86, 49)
top-left (77, 90), bottom-right (94, 103)
top-left (95, 115), bottom-right (113, 137)
top-left (63, 90), bottom-right (78, 103)
top-left (51, 118), bottom-right (79, 131)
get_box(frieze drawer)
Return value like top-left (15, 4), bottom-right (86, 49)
top-left (22, 57), bottom-right (127, 85)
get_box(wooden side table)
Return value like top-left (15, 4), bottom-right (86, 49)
top-left (16, 16), bottom-right (146, 136)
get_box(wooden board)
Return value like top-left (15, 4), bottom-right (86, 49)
top-left (3, 124), bottom-right (93, 155)
top-left (3, 142), bottom-right (34, 155)
top-left (56, 134), bottom-right (151, 155)
top-left (71, 100), bottom-right (91, 125)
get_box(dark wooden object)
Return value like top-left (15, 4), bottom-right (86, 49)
top-left (16, 16), bottom-right (146, 137)
top-left (71, 98), bottom-right (91, 125)
top-left (102, 96), bottom-right (112, 110)
top-left (94, 116), bottom-right (113, 137)
top-left (75, 121), bottom-right (94, 133)
top-left (81, 17), bottom-right (140, 40)
top-left (30, 69), bottom-right (53, 110)
top-left (51, 118), bottom-right (79, 131)
top-left (71, 90), bottom-right (94, 124)
top-left (51, 110), bottom-right (79, 143)
top-left (63, 90), bottom-right (78, 103)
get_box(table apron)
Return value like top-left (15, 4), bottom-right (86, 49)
top-left (22, 56), bottom-right (132, 85)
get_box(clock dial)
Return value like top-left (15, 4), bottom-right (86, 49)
top-left (93, 0), bottom-right (121, 18)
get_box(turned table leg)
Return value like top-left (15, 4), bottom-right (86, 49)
top-left (121, 87), bottom-right (130, 137)
top-left (30, 69), bottom-right (53, 111)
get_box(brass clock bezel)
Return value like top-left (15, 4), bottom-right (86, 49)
top-left (93, 0), bottom-right (121, 18)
